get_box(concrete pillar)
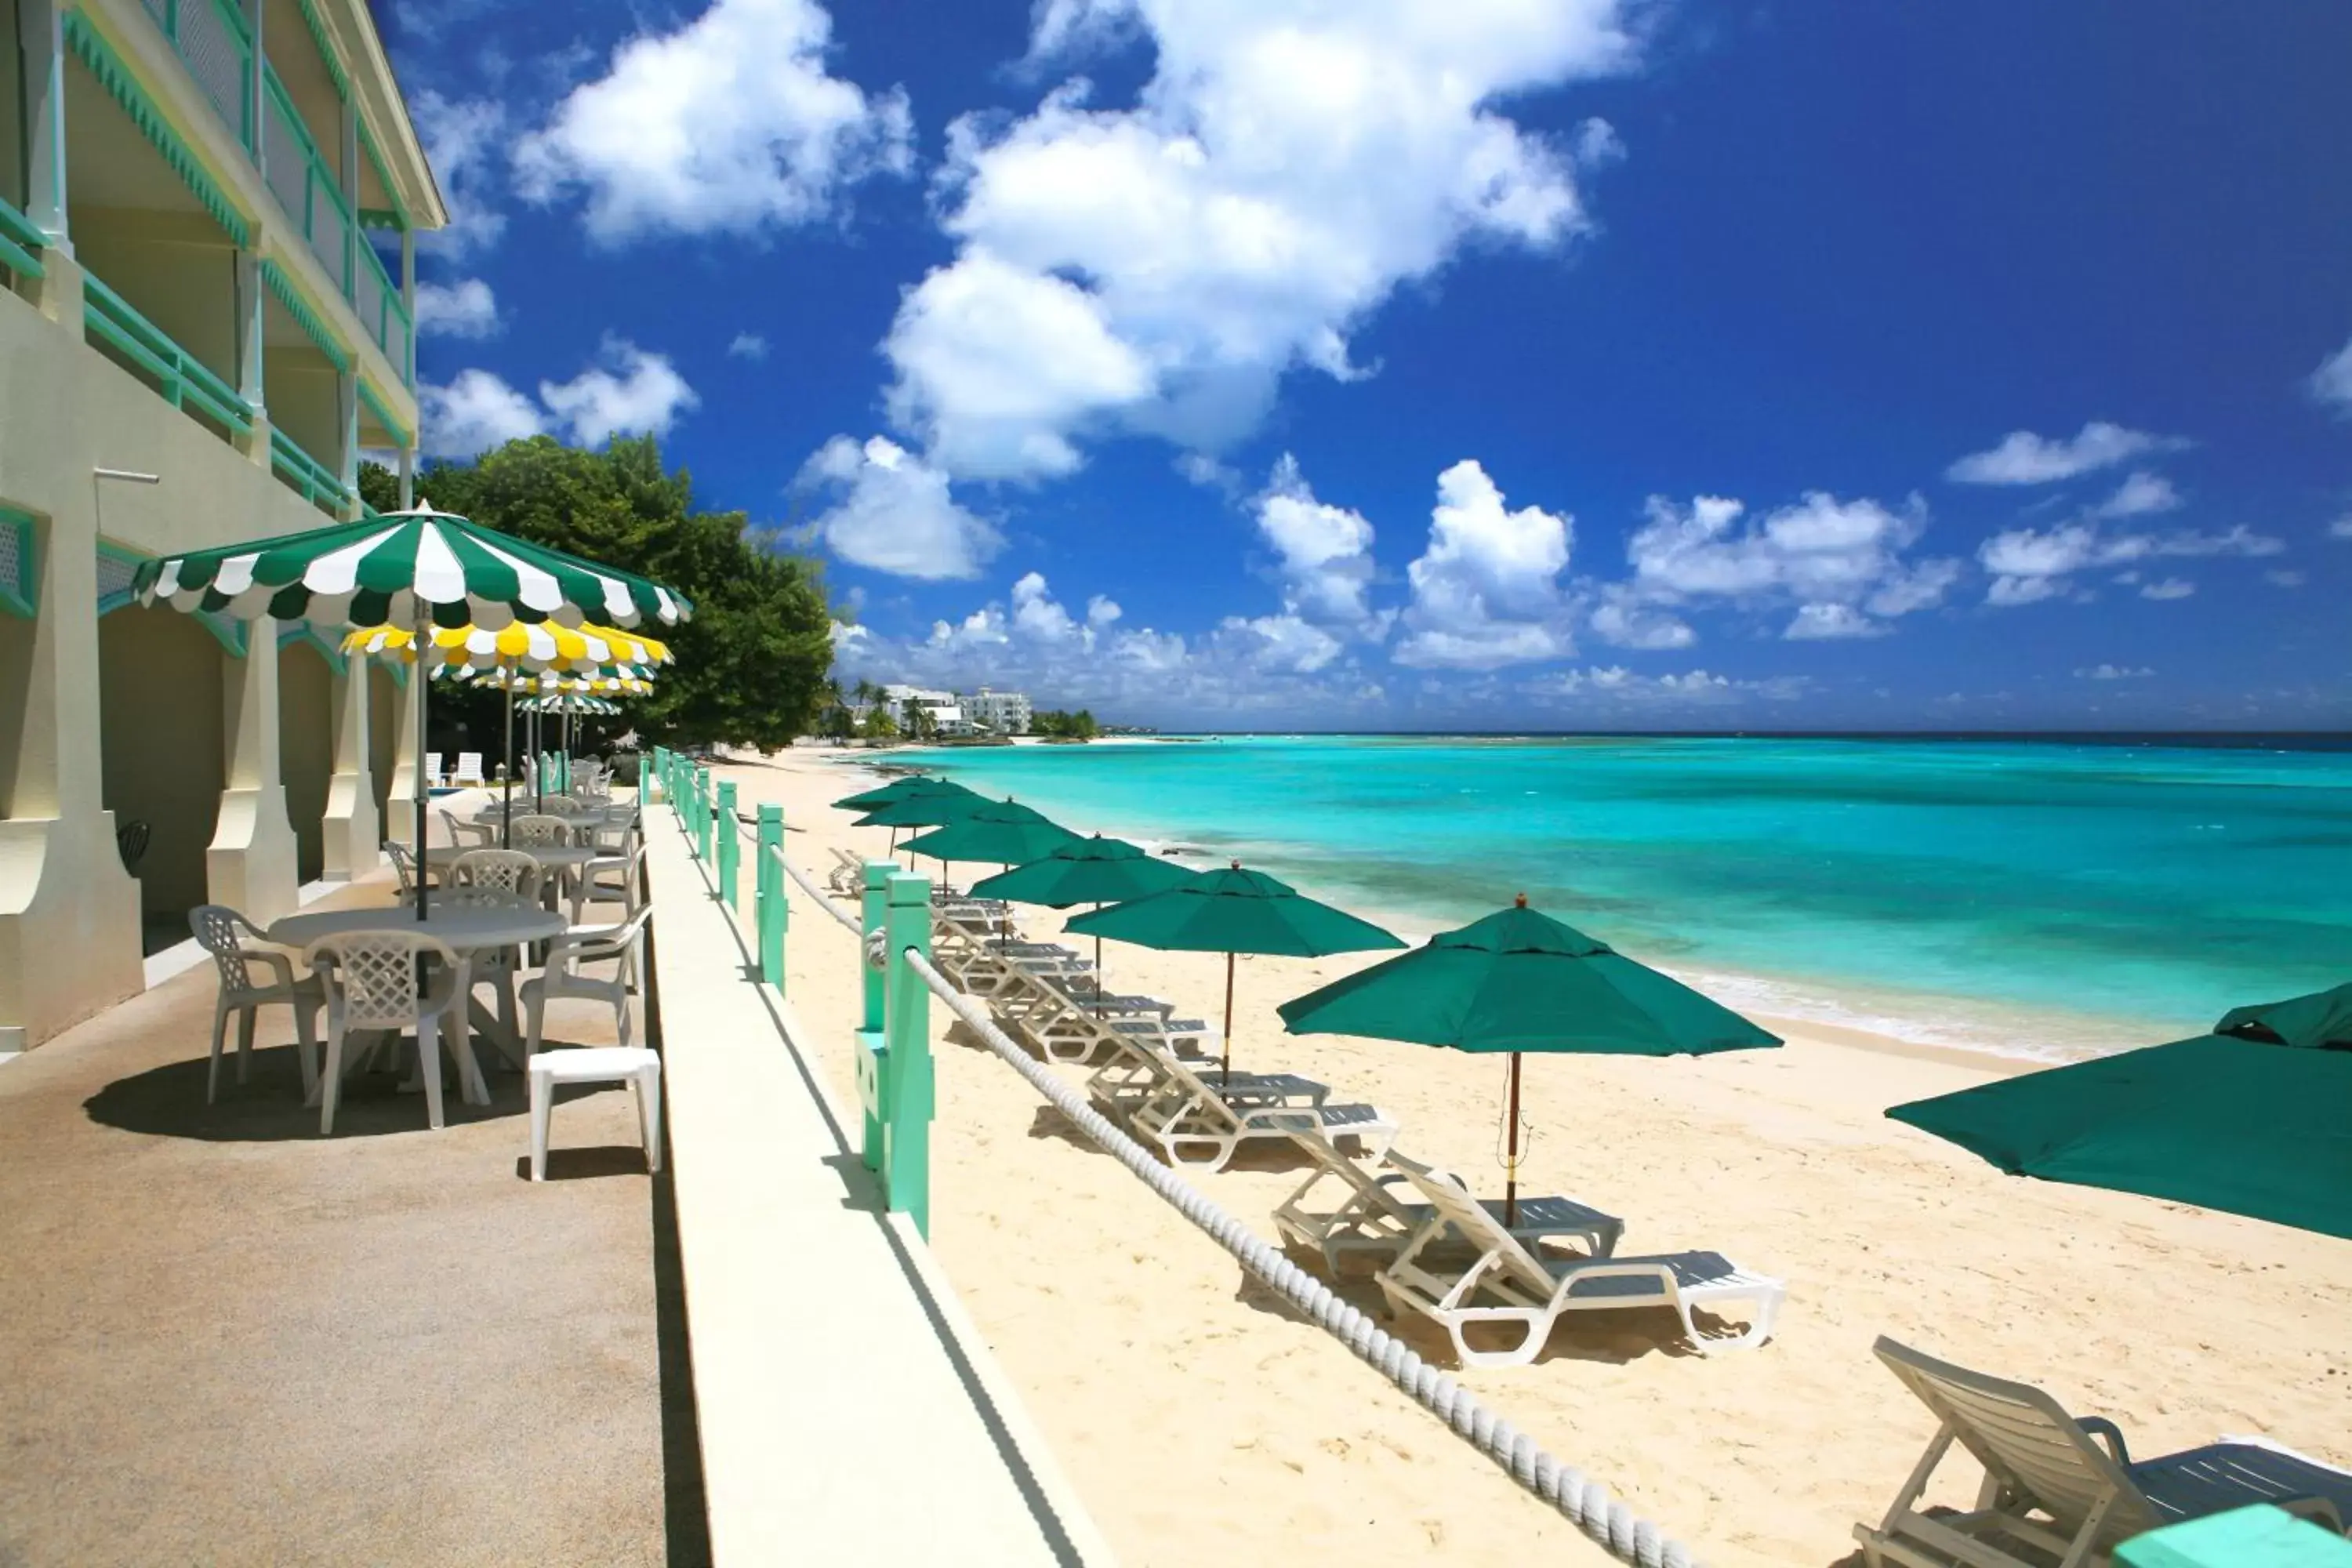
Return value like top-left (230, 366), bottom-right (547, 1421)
top-left (319, 649), bottom-right (378, 878)
top-left (335, 370), bottom-right (358, 514)
top-left (205, 617), bottom-right (299, 924)
top-left (385, 663), bottom-right (424, 851)
top-left (397, 446), bottom-right (414, 508)
top-left (18, 0), bottom-right (69, 252)
top-left (233, 249), bottom-right (272, 466)
top-left (0, 505), bottom-right (142, 1051)
top-left (399, 230), bottom-right (415, 387)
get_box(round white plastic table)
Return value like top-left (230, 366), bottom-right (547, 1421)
top-left (268, 903), bottom-right (566, 1116)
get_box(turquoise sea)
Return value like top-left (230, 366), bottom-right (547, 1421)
top-left (885, 735), bottom-right (2352, 1061)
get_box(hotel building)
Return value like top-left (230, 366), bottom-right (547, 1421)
top-left (0, 0), bottom-right (443, 1051)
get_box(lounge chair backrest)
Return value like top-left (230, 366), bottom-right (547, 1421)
top-left (1872, 1338), bottom-right (2162, 1547)
top-left (424, 752), bottom-right (442, 785)
top-left (1383, 1152), bottom-right (1558, 1296)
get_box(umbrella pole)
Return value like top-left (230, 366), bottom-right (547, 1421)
top-left (412, 622), bottom-right (430, 922)
top-left (501, 683), bottom-right (514, 849)
top-left (532, 707), bottom-right (543, 812)
top-left (1094, 913), bottom-right (1103, 1018)
top-left (1504, 1051), bottom-right (1522, 1228)
top-left (1221, 950), bottom-right (1235, 1086)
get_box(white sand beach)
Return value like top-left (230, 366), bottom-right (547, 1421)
top-left (713, 748), bottom-right (2352, 1568)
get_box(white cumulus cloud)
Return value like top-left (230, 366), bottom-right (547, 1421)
top-left (419, 340), bottom-right (698, 457)
top-left (1613, 490), bottom-right (1957, 643)
top-left (2076, 664), bottom-right (2154, 681)
top-left (2308, 333), bottom-right (2352, 416)
top-left (1395, 459), bottom-right (1573, 670)
top-left (412, 91), bottom-right (510, 259)
top-left (1252, 454), bottom-right (1385, 637)
top-left (2140, 577), bottom-right (2195, 601)
top-left (2089, 470), bottom-right (2181, 520)
top-left (414, 278), bottom-right (502, 338)
top-left (884, 0), bottom-right (1639, 479)
top-left (1946, 421), bottom-right (2189, 485)
top-left (728, 332), bottom-right (769, 361)
top-left (798, 436), bottom-right (1003, 580)
top-left (1979, 519), bottom-right (2283, 606)
top-left (514, 0), bottom-right (913, 243)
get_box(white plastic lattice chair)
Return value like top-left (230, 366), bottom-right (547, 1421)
top-left (522, 906), bottom-right (652, 1059)
top-left (528, 1047), bottom-right (662, 1181)
top-left (446, 848), bottom-right (543, 903)
top-left (304, 930), bottom-right (465, 1134)
top-left (441, 808), bottom-right (495, 849)
top-left (507, 814), bottom-right (577, 850)
top-left (451, 752), bottom-right (487, 787)
top-left (189, 905), bottom-right (326, 1105)
top-left (384, 839), bottom-right (436, 896)
top-left (570, 842), bottom-right (648, 928)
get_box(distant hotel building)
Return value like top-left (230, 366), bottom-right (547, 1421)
top-left (850, 684), bottom-right (1033, 737)
top-left (2, 0), bottom-right (443, 1050)
top-left (962, 687), bottom-right (1031, 735)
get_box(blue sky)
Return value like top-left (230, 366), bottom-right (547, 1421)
top-left (383, 0), bottom-right (2352, 730)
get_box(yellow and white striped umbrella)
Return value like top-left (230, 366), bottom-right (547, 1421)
top-left (343, 618), bottom-right (673, 673)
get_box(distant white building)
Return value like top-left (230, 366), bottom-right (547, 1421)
top-left (881, 684), bottom-right (973, 735)
top-left (962, 688), bottom-right (1033, 735)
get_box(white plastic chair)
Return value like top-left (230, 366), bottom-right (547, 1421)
top-left (522, 906), bottom-right (652, 1058)
top-left (451, 752), bottom-right (487, 786)
top-left (441, 808), bottom-right (495, 848)
top-left (384, 839), bottom-right (435, 896)
top-left (528, 1047), bottom-right (662, 1181)
top-left (423, 751), bottom-right (444, 788)
top-left (446, 848), bottom-right (542, 903)
top-left (305, 930), bottom-right (465, 1133)
top-left (189, 905), bottom-right (325, 1105)
top-left (571, 842), bottom-right (648, 928)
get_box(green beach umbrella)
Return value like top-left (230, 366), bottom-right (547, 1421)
top-left (1277, 895), bottom-right (1780, 1221)
top-left (130, 503), bottom-right (690, 922)
top-left (832, 775), bottom-right (949, 811)
top-left (899, 800), bottom-right (1082, 871)
top-left (1067, 862), bottom-right (1405, 1080)
top-left (1886, 987), bottom-right (2352, 1240)
top-left (2213, 982), bottom-right (2352, 1051)
top-left (970, 837), bottom-right (1200, 1007)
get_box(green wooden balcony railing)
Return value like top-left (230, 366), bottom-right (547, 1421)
top-left (131, 0), bottom-right (417, 390)
top-left (270, 426), bottom-right (350, 514)
top-left (82, 270), bottom-right (254, 437)
top-left (0, 196), bottom-right (45, 284)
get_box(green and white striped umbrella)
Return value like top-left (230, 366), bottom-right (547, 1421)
top-left (518, 695), bottom-right (619, 715)
top-left (130, 504), bottom-right (691, 630)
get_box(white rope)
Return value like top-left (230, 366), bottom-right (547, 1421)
top-left (782, 852), bottom-right (861, 932)
top-left (899, 944), bottom-right (1704, 1568)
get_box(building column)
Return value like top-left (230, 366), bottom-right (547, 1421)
top-left (335, 370), bottom-right (359, 516)
top-left (234, 248), bottom-right (273, 466)
top-left (17, 0), bottom-right (85, 332)
top-left (399, 229), bottom-right (416, 387)
top-left (385, 664), bottom-right (425, 852)
top-left (243, 0), bottom-right (264, 161)
top-left (318, 649), bottom-right (378, 878)
top-left (0, 504), bottom-right (143, 1053)
top-left (397, 445), bottom-right (414, 508)
top-left (206, 617), bottom-right (300, 924)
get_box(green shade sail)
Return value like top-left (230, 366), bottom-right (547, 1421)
top-left (1886, 987), bottom-right (2352, 1240)
top-left (1065, 863), bottom-right (1404, 959)
top-left (899, 800), bottom-right (1083, 866)
top-left (968, 836), bottom-right (1199, 908)
top-left (132, 505), bottom-right (691, 630)
top-left (1276, 898), bottom-right (1781, 1056)
top-left (832, 775), bottom-right (962, 811)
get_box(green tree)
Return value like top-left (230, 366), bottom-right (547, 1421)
top-left (359, 437), bottom-right (838, 750)
top-left (861, 704), bottom-right (900, 741)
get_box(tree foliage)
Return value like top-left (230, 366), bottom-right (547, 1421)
top-left (1031, 708), bottom-right (1099, 739)
top-left (361, 437), bottom-right (837, 750)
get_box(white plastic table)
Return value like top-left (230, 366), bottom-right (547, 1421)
top-left (268, 903), bottom-right (566, 1117)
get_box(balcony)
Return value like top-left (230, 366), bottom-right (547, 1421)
top-left (133, 0), bottom-right (413, 389)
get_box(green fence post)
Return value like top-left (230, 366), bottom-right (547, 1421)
top-left (757, 804), bottom-right (786, 991)
top-left (881, 870), bottom-right (935, 1237)
top-left (651, 746), bottom-right (669, 804)
top-left (854, 862), bottom-right (891, 1173)
top-left (716, 782), bottom-right (739, 909)
top-left (695, 767), bottom-right (714, 862)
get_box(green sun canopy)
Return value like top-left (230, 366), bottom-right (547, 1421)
top-left (899, 800), bottom-right (1082, 866)
top-left (855, 786), bottom-right (989, 829)
top-left (833, 775), bottom-right (964, 811)
top-left (968, 835), bottom-right (1199, 909)
top-left (1887, 985), bottom-right (2352, 1240)
top-left (1276, 900), bottom-right (1781, 1057)
top-left (131, 505), bottom-right (691, 630)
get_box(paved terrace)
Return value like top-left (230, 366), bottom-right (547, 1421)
top-left (0, 866), bottom-right (695, 1566)
top-left (0, 800), bottom-right (1112, 1566)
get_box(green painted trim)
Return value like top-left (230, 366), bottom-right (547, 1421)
top-left (62, 11), bottom-right (251, 248)
top-left (270, 425), bottom-right (350, 514)
top-left (82, 267), bottom-right (255, 434)
top-left (0, 196), bottom-right (46, 281)
top-left (359, 128), bottom-right (409, 230)
top-left (96, 539), bottom-right (247, 655)
top-left (292, 0), bottom-right (350, 101)
top-left (259, 258), bottom-right (352, 372)
top-left (276, 620), bottom-right (343, 662)
top-left (357, 379), bottom-right (413, 448)
top-left (0, 507), bottom-right (42, 619)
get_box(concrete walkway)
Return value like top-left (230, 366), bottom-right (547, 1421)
top-left (646, 804), bottom-right (1112, 1566)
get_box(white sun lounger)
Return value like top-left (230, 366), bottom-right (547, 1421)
top-left (1856, 1338), bottom-right (2350, 1568)
top-left (1124, 1047), bottom-right (1398, 1174)
top-left (1376, 1152), bottom-right (1782, 1368)
top-left (993, 963), bottom-right (1207, 1064)
top-left (1272, 1130), bottom-right (1623, 1273)
top-left (451, 751), bottom-right (487, 787)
